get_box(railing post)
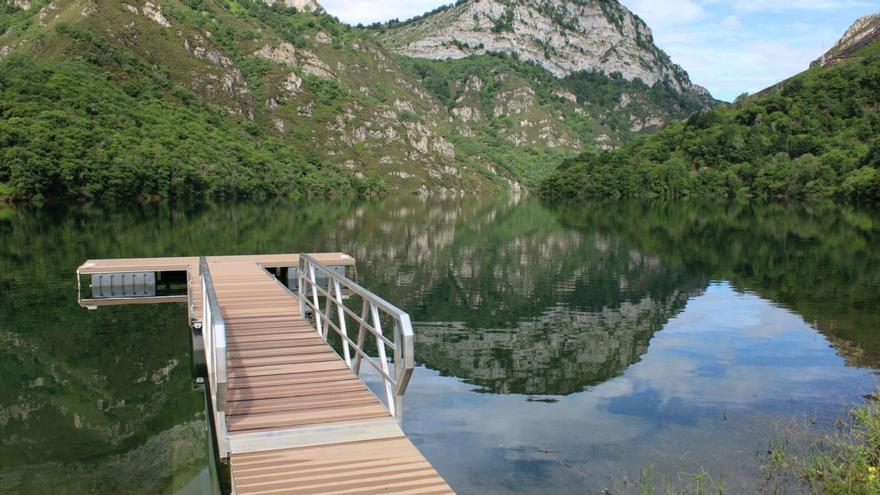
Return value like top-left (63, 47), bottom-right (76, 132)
top-left (371, 303), bottom-right (396, 418)
top-left (352, 299), bottom-right (368, 376)
top-left (334, 279), bottom-right (352, 367)
top-left (297, 259), bottom-right (305, 318)
top-left (308, 262), bottom-right (323, 338)
top-left (199, 257), bottom-right (229, 461)
top-left (322, 275), bottom-right (332, 340)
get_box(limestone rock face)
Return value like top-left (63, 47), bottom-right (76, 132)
top-left (261, 0), bottom-right (321, 12)
top-left (812, 13), bottom-right (880, 67)
top-left (382, 0), bottom-right (709, 96)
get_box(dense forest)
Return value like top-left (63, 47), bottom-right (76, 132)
top-left (540, 41), bottom-right (880, 203)
top-left (0, 28), bottom-right (382, 203)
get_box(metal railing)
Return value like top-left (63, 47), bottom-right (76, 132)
top-left (199, 257), bottom-right (229, 459)
top-left (298, 254), bottom-right (414, 420)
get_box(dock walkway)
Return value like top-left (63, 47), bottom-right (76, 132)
top-left (76, 254), bottom-right (453, 495)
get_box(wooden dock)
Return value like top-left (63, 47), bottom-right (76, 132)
top-left (76, 254), bottom-right (453, 495)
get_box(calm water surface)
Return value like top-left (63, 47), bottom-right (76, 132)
top-left (1, 196), bottom-right (879, 494)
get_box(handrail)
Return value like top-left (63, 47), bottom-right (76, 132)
top-left (199, 257), bottom-right (229, 459)
top-left (298, 254), bottom-right (415, 420)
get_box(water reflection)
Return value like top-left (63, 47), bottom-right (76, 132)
top-left (403, 283), bottom-right (876, 494)
top-left (0, 196), bottom-right (878, 493)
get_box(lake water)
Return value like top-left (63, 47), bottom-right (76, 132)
top-left (1, 196), bottom-right (878, 494)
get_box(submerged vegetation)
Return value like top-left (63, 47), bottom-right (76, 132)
top-left (770, 396), bottom-right (880, 495)
top-left (541, 41), bottom-right (880, 203)
top-left (630, 395), bottom-right (880, 494)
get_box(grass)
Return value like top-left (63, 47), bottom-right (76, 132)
top-left (795, 399), bottom-right (880, 494)
top-left (636, 466), bottom-right (726, 495)
top-left (633, 394), bottom-right (880, 494)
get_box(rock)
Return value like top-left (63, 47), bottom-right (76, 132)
top-left (274, 119), bottom-right (287, 134)
top-left (812, 13), bottom-right (880, 67)
top-left (255, 43), bottom-right (335, 80)
top-left (434, 138), bottom-right (455, 160)
top-left (81, 0), bottom-right (97, 16)
top-left (382, 0), bottom-right (711, 100)
top-left (299, 50), bottom-right (335, 79)
top-left (595, 133), bottom-right (616, 151)
top-left (281, 72), bottom-right (303, 95)
top-left (142, 2), bottom-right (170, 28)
top-left (315, 31), bottom-right (332, 45)
top-left (260, 0), bottom-right (320, 12)
top-left (6, 0), bottom-right (30, 9)
top-left (493, 87), bottom-right (535, 117)
top-left (452, 106), bottom-right (482, 122)
top-left (630, 116), bottom-right (665, 132)
top-left (255, 43), bottom-right (297, 66)
top-left (553, 88), bottom-right (577, 104)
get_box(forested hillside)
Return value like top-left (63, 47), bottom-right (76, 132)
top-left (540, 36), bottom-right (880, 202)
top-left (0, 0), bottom-right (714, 203)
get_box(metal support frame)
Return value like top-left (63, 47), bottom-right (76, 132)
top-left (297, 254), bottom-right (415, 421)
top-left (200, 257), bottom-right (230, 460)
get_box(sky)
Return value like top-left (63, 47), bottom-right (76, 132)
top-left (319, 0), bottom-right (880, 101)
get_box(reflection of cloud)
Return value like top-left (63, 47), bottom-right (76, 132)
top-left (397, 282), bottom-right (877, 493)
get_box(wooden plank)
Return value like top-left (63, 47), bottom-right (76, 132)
top-left (230, 438), bottom-right (453, 495)
top-left (78, 253), bottom-right (452, 494)
top-left (229, 344), bottom-right (335, 359)
top-left (227, 403), bottom-right (390, 432)
top-left (228, 353), bottom-right (342, 369)
top-left (227, 361), bottom-right (350, 378)
top-left (227, 393), bottom-right (379, 416)
top-left (227, 381), bottom-right (369, 402)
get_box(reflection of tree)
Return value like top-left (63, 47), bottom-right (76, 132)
top-left (0, 302), bottom-right (207, 494)
top-left (1, 195), bottom-right (876, 489)
top-left (0, 421), bottom-right (207, 495)
top-left (0, 208), bottom-right (209, 493)
top-left (550, 200), bottom-right (880, 368)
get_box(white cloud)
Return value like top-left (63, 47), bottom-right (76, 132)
top-left (620, 0), bottom-right (706, 28)
top-left (731, 0), bottom-right (875, 13)
top-left (621, 0), bottom-right (880, 100)
top-left (720, 15), bottom-right (741, 29)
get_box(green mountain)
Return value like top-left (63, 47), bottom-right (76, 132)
top-left (540, 13), bottom-right (880, 203)
top-left (0, 0), bottom-right (713, 202)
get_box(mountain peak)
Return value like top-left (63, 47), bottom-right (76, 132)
top-left (381, 0), bottom-right (708, 98)
top-left (812, 12), bottom-right (880, 67)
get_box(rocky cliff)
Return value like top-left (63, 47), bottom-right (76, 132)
top-left (381, 0), bottom-right (710, 97)
top-left (812, 12), bottom-right (880, 67)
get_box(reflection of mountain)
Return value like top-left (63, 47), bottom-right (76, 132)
top-left (0, 303), bottom-right (205, 470)
top-left (0, 211), bottom-right (208, 495)
top-left (415, 288), bottom-right (697, 395)
top-left (551, 200), bottom-right (880, 369)
top-left (0, 421), bottom-right (207, 495)
top-left (2, 195), bottom-right (877, 470)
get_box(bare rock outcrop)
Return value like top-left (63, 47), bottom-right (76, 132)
top-left (812, 13), bottom-right (880, 67)
top-left (382, 0), bottom-right (710, 99)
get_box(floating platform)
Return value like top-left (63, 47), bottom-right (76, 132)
top-left (76, 253), bottom-right (453, 495)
